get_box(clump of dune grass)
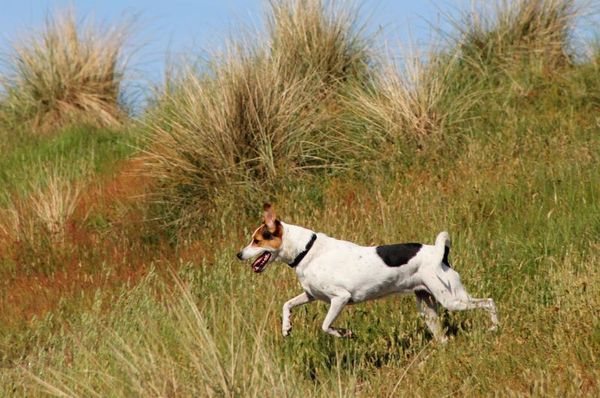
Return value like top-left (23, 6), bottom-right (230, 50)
top-left (346, 47), bottom-right (476, 147)
top-left (346, 0), bottom-right (580, 148)
top-left (0, 168), bottom-right (83, 275)
top-left (145, 51), bottom-right (345, 232)
top-left (452, 0), bottom-right (578, 69)
top-left (28, 171), bottom-right (82, 242)
top-left (268, 0), bottom-right (370, 87)
top-left (144, 0), bottom-right (373, 233)
top-left (0, 167), bottom-right (83, 249)
top-left (0, 8), bottom-right (131, 131)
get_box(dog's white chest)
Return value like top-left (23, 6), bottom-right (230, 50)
top-left (295, 268), bottom-right (327, 300)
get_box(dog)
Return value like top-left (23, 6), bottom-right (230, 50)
top-left (237, 204), bottom-right (498, 341)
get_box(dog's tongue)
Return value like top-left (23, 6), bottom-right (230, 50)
top-left (252, 252), bottom-right (271, 273)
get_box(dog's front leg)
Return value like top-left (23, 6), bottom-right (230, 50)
top-left (321, 293), bottom-right (352, 337)
top-left (282, 292), bottom-right (313, 337)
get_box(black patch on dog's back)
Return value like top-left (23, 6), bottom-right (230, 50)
top-left (376, 243), bottom-right (422, 267)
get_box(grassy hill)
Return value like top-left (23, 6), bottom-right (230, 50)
top-left (1, 1), bottom-right (599, 396)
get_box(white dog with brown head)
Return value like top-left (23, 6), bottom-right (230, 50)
top-left (237, 204), bottom-right (498, 340)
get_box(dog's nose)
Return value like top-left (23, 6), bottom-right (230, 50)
top-left (236, 251), bottom-right (243, 260)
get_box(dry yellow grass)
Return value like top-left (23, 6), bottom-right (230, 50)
top-left (143, 0), bottom-right (373, 233)
top-left (267, 0), bottom-right (370, 86)
top-left (346, 47), bottom-right (475, 146)
top-left (0, 169), bottom-right (83, 246)
top-left (0, 8), bottom-right (131, 131)
top-left (452, 0), bottom-right (578, 68)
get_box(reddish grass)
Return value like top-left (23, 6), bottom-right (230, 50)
top-left (0, 158), bottom-right (178, 329)
top-left (0, 155), bottom-right (220, 333)
top-left (0, 260), bottom-right (150, 330)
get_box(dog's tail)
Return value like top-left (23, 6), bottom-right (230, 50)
top-left (434, 231), bottom-right (451, 266)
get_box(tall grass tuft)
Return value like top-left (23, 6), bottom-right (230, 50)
top-left (28, 171), bottom-right (82, 243)
top-left (268, 0), bottom-right (370, 87)
top-left (346, 0), bottom-right (580, 148)
top-left (0, 8), bottom-right (131, 131)
top-left (144, 0), bottom-right (373, 233)
top-left (0, 168), bottom-right (83, 247)
top-left (346, 48), bottom-right (476, 147)
top-left (452, 0), bottom-right (577, 70)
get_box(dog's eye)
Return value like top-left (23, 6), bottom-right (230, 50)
top-left (253, 239), bottom-right (259, 244)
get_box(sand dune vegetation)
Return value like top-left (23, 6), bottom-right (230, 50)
top-left (0, 8), bottom-right (130, 131)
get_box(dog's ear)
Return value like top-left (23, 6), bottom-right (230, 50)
top-left (263, 203), bottom-right (276, 230)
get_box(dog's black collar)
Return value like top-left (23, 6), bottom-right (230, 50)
top-left (287, 233), bottom-right (317, 268)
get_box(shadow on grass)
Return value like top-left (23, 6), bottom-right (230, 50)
top-left (280, 309), bottom-right (485, 383)
top-left (282, 325), bottom-right (435, 382)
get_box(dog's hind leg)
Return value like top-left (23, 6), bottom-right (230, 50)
top-left (424, 269), bottom-right (499, 330)
top-left (321, 292), bottom-right (352, 337)
top-left (415, 290), bottom-right (447, 343)
top-left (282, 292), bottom-right (314, 337)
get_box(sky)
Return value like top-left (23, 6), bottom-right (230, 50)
top-left (0, 1), bottom-right (459, 84)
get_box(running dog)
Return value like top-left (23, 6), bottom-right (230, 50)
top-left (236, 204), bottom-right (498, 341)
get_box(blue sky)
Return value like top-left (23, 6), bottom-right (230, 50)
top-left (0, 1), bottom-right (459, 84)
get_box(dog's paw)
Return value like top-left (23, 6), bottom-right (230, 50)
top-left (436, 335), bottom-right (449, 345)
top-left (282, 326), bottom-right (292, 337)
top-left (488, 324), bottom-right (499, 332)
top-left (339, 329), bottom-right (354, 339)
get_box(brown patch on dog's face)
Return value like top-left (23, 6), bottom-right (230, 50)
top-left (251, 221), bottom-right (283, 250)
top-left (238, 203), bottom-right (283, 273)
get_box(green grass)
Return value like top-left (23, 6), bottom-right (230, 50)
top-left (0, 125), bottom-right (137, 205)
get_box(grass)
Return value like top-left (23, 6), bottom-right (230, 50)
top-left (1, 0), bottom-right (599, 396)
top-left (450, 0), bottom-right (577, 69)
top-left (3, 133), bottom-right (599, 395)
top-left (1, 168), bottom-right (82, 248)
top-left (267, 0), bottom-right (370, 86)
top-left (0, 125), bottom-right (137, 206)
top-left (345, 47), bottom-right (476, 149)
top-left (143, 0), bottom-right (374, 235)
top-left (17, 273), bottom-right (313, 397)
top-left (0, 124), bottom-right (140, 277)
top-left (0, 8), bottom-right (131, 131)
top-left (3, 65), bottom-right (599, 395)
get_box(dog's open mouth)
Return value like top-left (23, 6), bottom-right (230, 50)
top-left (252, 252), bottom-right (271, 273)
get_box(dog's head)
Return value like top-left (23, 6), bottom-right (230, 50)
top-left (236, 203), bottom-right (283, 273)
